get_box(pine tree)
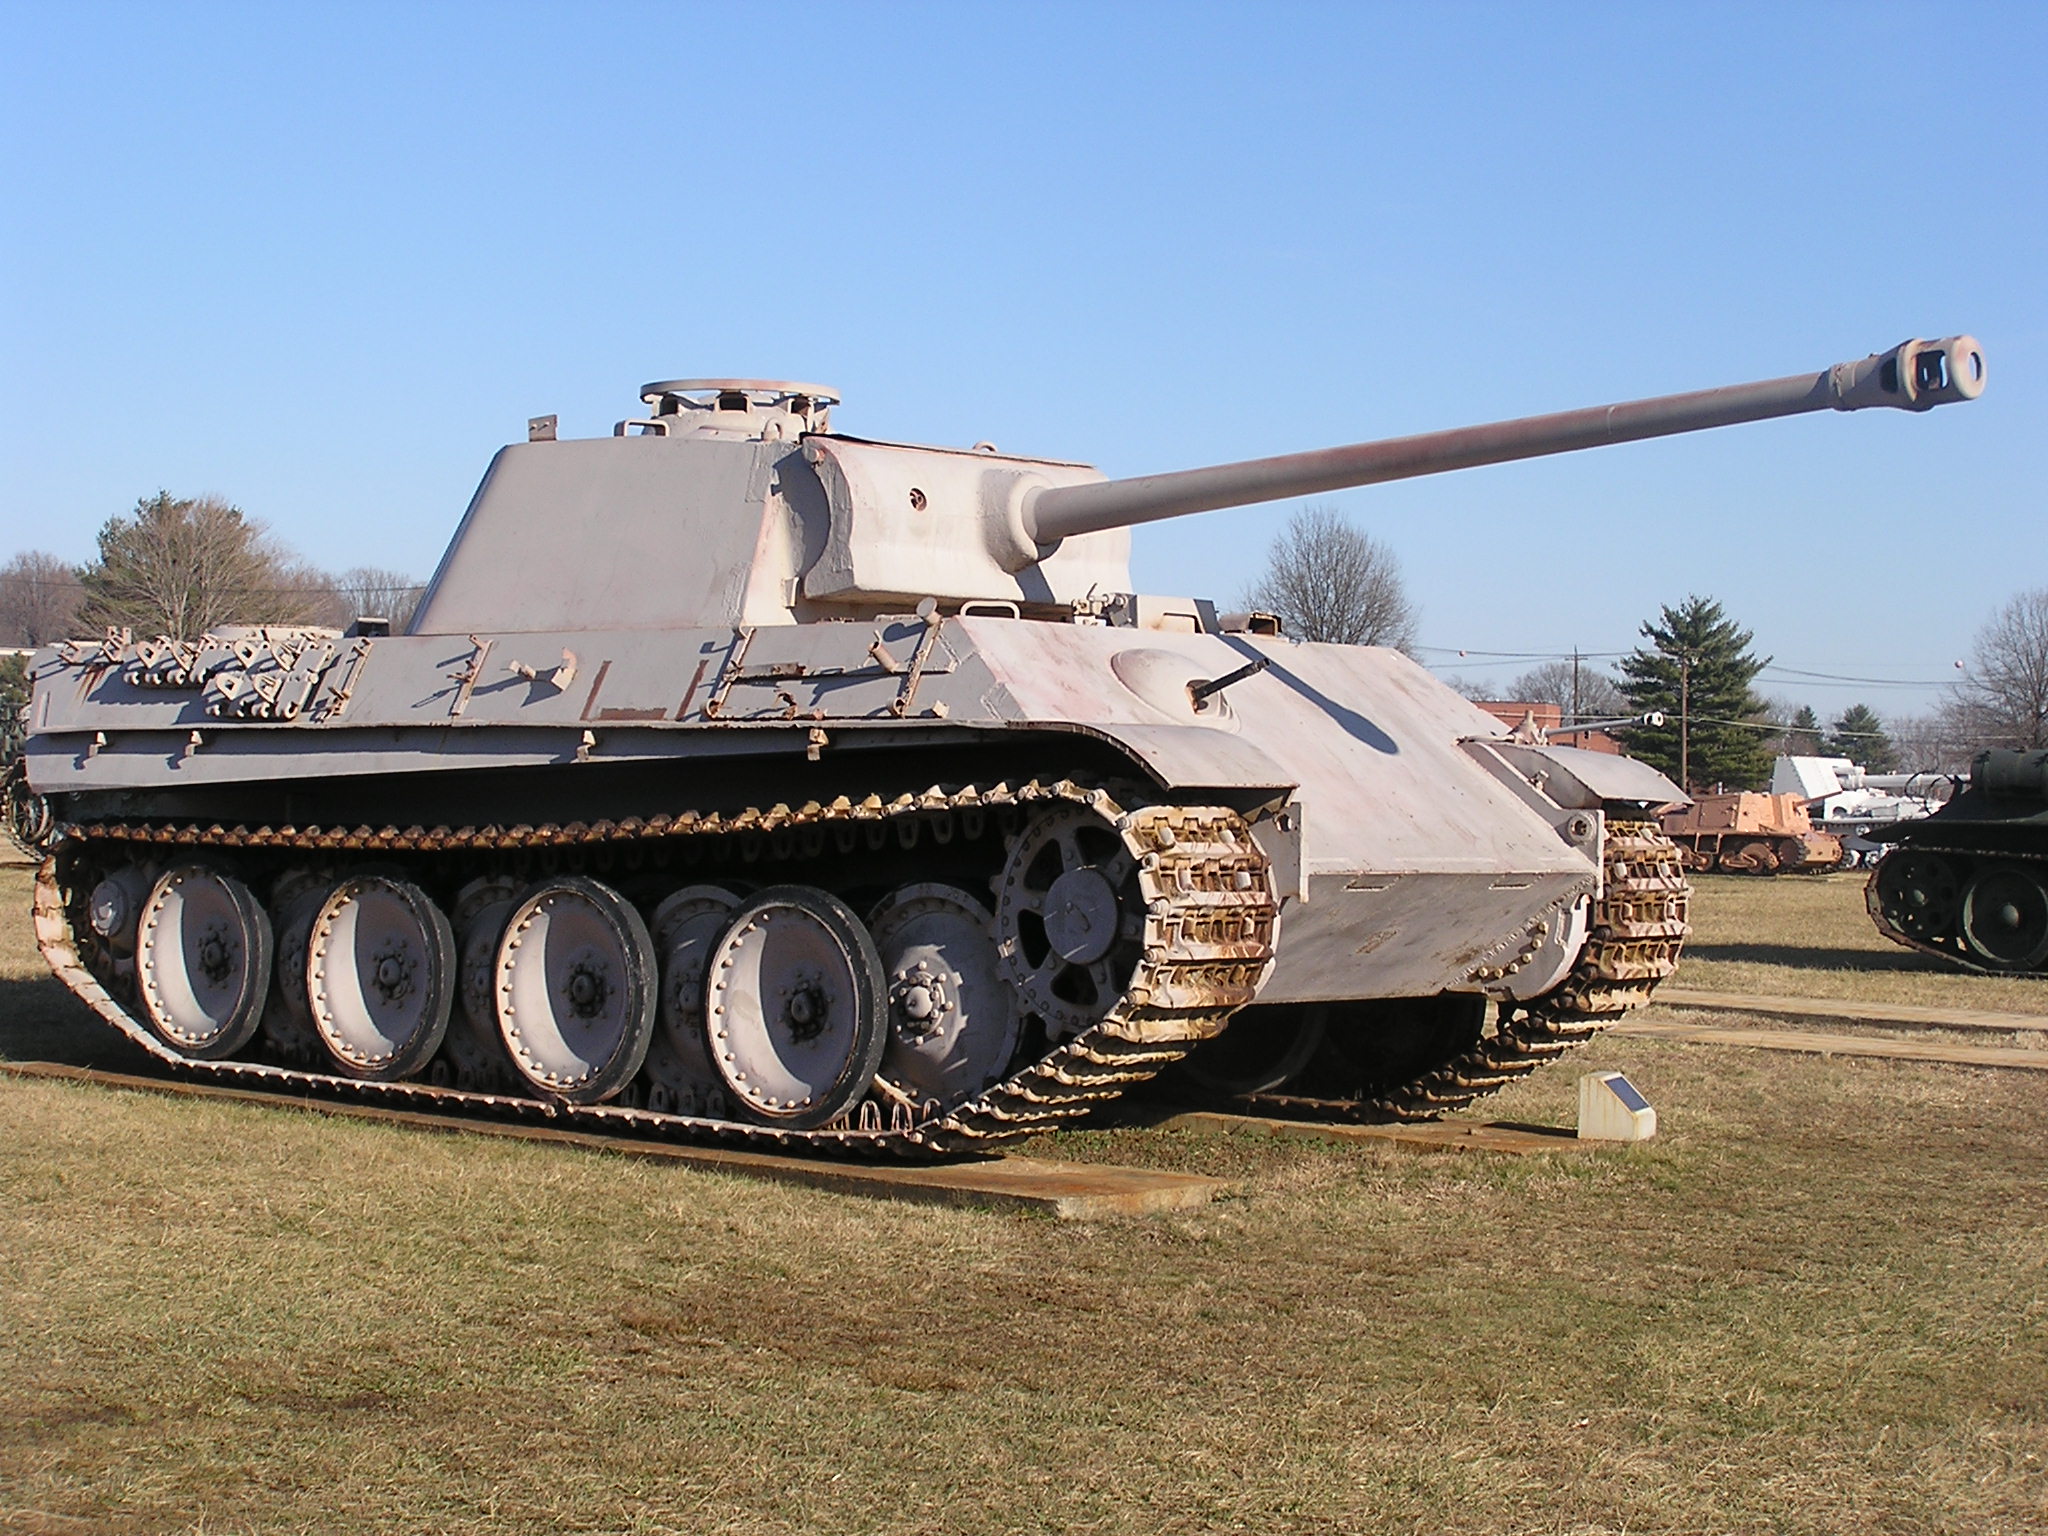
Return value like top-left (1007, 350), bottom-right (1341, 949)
top-left (1827, 702), bottom-right (1897, 772)
top-left (1617, 595), bottom-right (1771, 791)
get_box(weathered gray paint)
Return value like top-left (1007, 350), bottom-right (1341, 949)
top-left (31, 341), bottom-right (1983, 1010)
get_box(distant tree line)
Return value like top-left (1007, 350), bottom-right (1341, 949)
top-left (0, 491), bottom-right (423, 644)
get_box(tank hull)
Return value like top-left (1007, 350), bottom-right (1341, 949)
top-left (1661, 792), bottom-right (1842, 875)
top-left (27, 618), bottom-right (1687, 1153)
top-left (1867, 758), bottom-right (2048, 976)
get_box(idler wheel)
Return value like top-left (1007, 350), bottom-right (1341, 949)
top-left (994, 803), bottom-right (1142, 1037)
top-left (868, 882), bottom-right (1019, 1108)
top-left (1874, 850), bottom-right (1960, 940)
top-left (1959, 864), bottom-right (2048, 972)
top-left (495, 877), bottom-right (657, 1103)
top-left (306, 875), bottom-right (457, 1080)
top-left (704, 885), bottom-right (886, 1129)
top-left (134, 866), bottom-right (272, 1060)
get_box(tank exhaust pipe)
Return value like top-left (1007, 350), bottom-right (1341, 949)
top-left (1021, 335), bottom-right (1985, 546)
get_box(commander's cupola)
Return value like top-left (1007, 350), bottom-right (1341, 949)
top-left (618, 379), bottom-right (838, 442)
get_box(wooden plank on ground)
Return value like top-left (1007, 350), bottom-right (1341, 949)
top-left (0, 1060), bottom-right (1223, 1219)
top-left (1655, 986), bottom-right (2048, 1036)
top-left (1610, 1020), bottom-right (2048, 1071)
top-left (1154, 1108), bottom-right (1585, 1155)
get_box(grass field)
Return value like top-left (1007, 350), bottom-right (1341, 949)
top-left (1675, 871), bottom-right (2048, 1015)
top-left (3, 862), bottom-right (2045, 1534)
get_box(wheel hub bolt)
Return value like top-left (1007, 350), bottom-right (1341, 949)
top-left (566, 967), bottom-right (606, 1015)
top-left (198, 932), bottom-right (232, 983)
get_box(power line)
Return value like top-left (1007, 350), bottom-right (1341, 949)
top-left (1412, 645), bottom-right (1628, 660)
top-left (0, 574), bottom-right (424, 599)
top-left (1759, 665), bottom-right (1960, 689)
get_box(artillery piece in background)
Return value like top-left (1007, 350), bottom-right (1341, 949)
top-left (26, 335), bottom-right (1985, 1157)
top-left (1870, 748), bottom-right (2048, 975)
top-left (1771, 754), bottom-right (1948, 869)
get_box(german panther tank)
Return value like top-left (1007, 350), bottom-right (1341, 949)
top-left (26, 335), bottom-right (1985, 1156)
top-left (1869, 747), bottom-right (2048, 974)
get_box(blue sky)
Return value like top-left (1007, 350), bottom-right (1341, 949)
top-left (3, 4), bottom-right (2039, 722)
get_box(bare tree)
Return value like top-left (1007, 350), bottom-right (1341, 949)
top-left (1505, 659), bottom-right (1624, 722)
top-left (332, 566), bottom-right (425, 633)
top-left (1244, 504), bottom-right (1416, 649)
top-left (1756, 699), bottom-right (1824, 758)
top-left (1958, 589), bottom-right (2048, 750)
top-left (78, 492), bottom-right (334, 637)
top-left (0, 551), bottom-right (87, 645)
top-left (1888, 708), bottom-right (1978, 776)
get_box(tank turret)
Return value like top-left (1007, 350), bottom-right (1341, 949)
top-left (411, 337), bottom-right (1984, 635)
top-left (26, 334), bottom-right (1986, 1160)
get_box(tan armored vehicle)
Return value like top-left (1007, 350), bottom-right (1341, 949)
top-left (1661, 792), bottom-right (1845, 874)
top-left (25, 336), bottom-right (1984, 1156)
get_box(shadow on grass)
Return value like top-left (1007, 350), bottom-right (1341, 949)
top-left (0, 974), bottom-right (162, 1074)
top-left (1683, 942), bottom-right (1953, 974)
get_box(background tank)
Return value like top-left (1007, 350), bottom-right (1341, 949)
top-left (1869, 748), bottom-right (2048, 974)
top-left (1660, 792), bottom-right (1843, 874)
top-left (24, 337), bottom-right (1985, 1156)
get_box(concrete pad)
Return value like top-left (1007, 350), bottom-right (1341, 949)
top-left (0, 1060), bottom-right (1224, 1220)
top-left (1654, 986), bottom-right (2048, 1036)
top-left (1154, 1108), bottom-right (1583, 1155)
top-left (1610, 1019), bottom-right (2048, 1071)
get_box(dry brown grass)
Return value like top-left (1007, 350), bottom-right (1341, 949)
top-left (1674, 871), bottom-right (2048, 1015)
top-left (2, 865), bottom-right (2045, 1534)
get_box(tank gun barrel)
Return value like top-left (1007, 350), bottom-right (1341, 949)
top-left (1023, 335), bottom-right (1984, 545)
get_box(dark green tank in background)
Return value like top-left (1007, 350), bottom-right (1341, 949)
top-left (1869, 749), bottom-right (2048, 975)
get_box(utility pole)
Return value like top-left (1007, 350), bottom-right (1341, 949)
top-left (1678, 651), bottom-right (1692, 792)
top-left (1570, 647), bottom-right (1582, 728)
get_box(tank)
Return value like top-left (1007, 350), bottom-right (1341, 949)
top-left (1660, 792), bottom-right (1843, 874)
top-left (1868, 747), bottom-right (2048, 974)
top-left (24, 335), bottom-right (1985, 1157)
top-left (2, 722), bottom-right (53, 857)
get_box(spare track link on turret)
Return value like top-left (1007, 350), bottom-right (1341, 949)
top-left (1232, 819), bottom-right (1691, 1124)
top-left (37, 780), bottom-right (1278, 1161)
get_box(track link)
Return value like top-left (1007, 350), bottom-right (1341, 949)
top-left (1232, 818), bottom-right (1691, 1124)
top-left (38, 780), bottom-right (1278, 1161)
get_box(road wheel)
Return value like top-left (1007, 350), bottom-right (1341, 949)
top-left (495, 877), bottom-right (658, 1103)
top-left (135, 867), bottom-right (271, 1060)
top-left (704, 885), bottom-right (887, 1130)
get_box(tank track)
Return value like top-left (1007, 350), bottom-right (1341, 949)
top-left (1865, 843), bottom-right (2048, 977)
top-left (36, 780), bottom-right (1278, 1161)
top-left (1228, 818), bottom-right (1691, 1123)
